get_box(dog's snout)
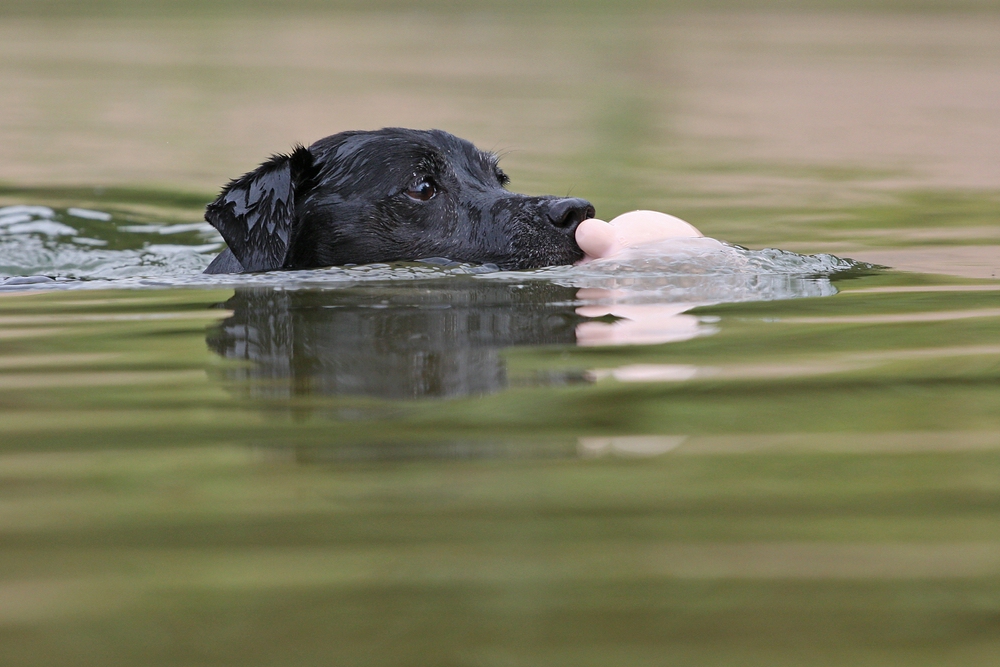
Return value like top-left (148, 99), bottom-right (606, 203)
top-left (546, 198), bottom-right (595, 231)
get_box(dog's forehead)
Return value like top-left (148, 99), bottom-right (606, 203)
top-left (425, 130), bottom-right (497, 172)
top-left (311, 129), bottom-right (498, 186)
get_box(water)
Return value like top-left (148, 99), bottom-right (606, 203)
top-left (2, 4), bottom-right (1000, 666)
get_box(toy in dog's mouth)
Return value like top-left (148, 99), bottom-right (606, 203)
top-left (575, 210), bottom-right (703, 263)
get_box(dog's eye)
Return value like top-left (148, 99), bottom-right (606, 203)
top-left (405, 179), bottom-right (437, 202)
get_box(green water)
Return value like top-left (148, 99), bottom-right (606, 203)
top-left (2, 3), bottom-right (1000, 665)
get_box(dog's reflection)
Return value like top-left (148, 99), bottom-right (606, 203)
top-left (207, 282), bottom-right (581, 400)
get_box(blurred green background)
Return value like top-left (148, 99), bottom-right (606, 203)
top-left (1, 1), bottom-right (999, 666)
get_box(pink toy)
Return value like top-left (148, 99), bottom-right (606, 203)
top-left (576, 210), bottom-right (703, 262)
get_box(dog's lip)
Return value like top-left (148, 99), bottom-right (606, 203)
top-left (566, 241), bottom-right (586, 266)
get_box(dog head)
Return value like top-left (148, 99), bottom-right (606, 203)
top-left (204, 128), bottom-right (594, 273)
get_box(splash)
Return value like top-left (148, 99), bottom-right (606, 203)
top-left (0, 204), bottom-right (221, 284)
top-left (0, 204), bottom-right (875, 302)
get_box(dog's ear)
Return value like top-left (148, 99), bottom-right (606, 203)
top-left (205, 146), bottom-right (313, 273)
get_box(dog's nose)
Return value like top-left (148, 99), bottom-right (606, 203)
top-left (546, 198), bottom-right (595, 230)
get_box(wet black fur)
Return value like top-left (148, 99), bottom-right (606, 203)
top-left (203, 128), bottom-right (594, 273)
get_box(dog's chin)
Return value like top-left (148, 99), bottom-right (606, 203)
top-left (499, 243), bottom-right (585, 270)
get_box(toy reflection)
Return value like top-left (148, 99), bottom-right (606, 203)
top-left (207, 282), bottom-right (582, 401)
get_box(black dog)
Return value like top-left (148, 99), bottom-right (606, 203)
top-left (203, 128), bottom-right (595, 273)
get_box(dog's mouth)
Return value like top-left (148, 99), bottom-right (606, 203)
top-left (504, 234), bottom-right (585, 270)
